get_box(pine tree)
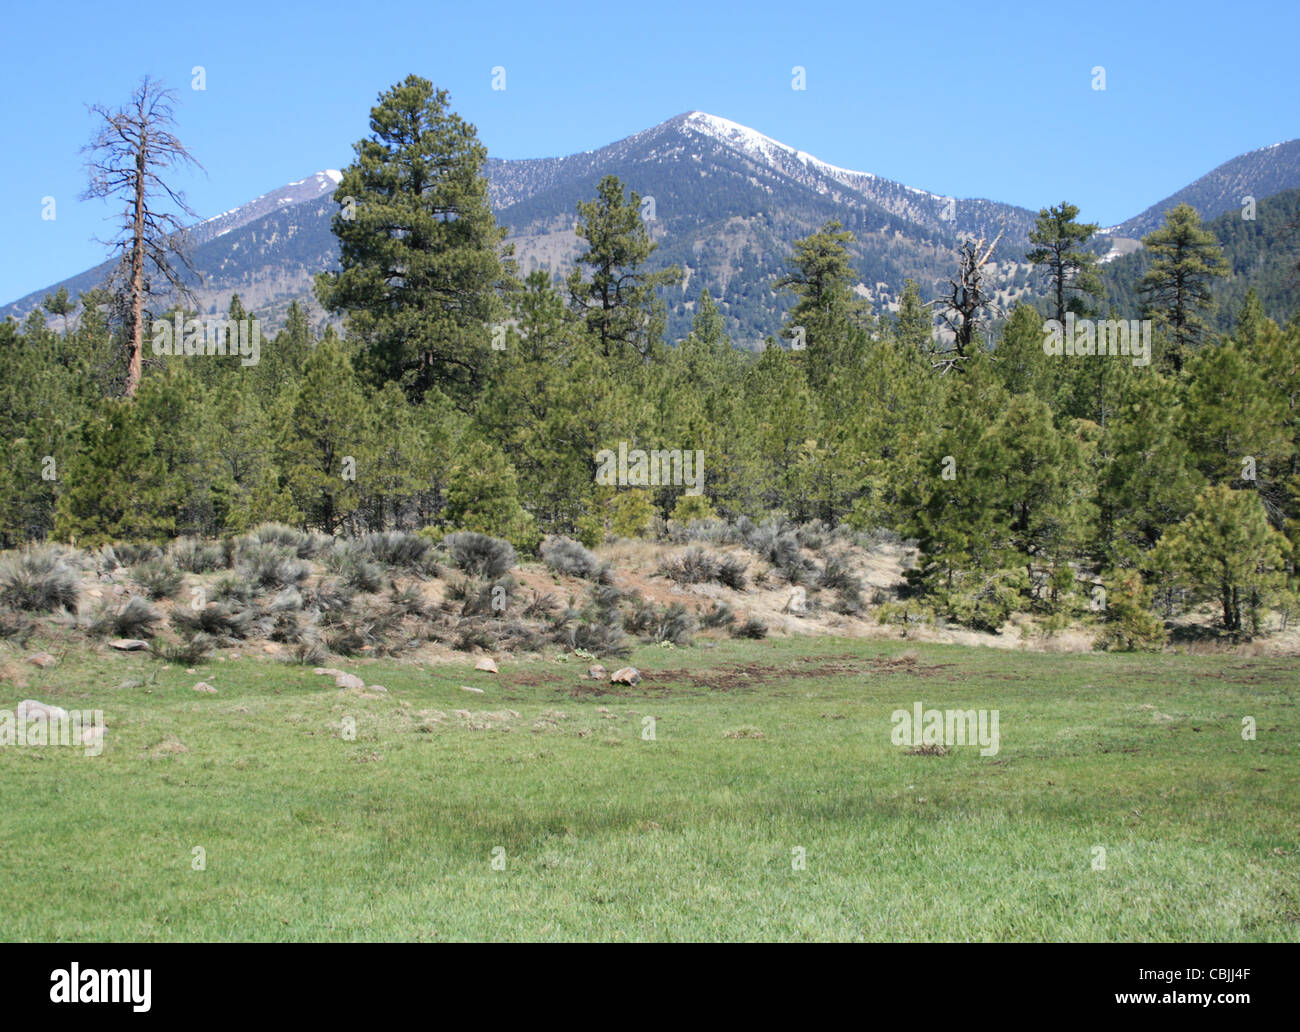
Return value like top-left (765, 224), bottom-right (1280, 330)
top-left (81, 76), bottom-right (203, 397)
top-left (774, 220), bottom-right (867, 389)
top-left (316, 74), bottom-right (511, 403)
top-left (567, 175), bottom-right (681, 361)
top-left (279, 335), bottom-right (371, 533)
top-left (1026, 202), bottom-right (1102, 325)
top-left (1157, 484), bottom-right (1291, 633)
top-left (1139, 203), bottom-right (1230, 372)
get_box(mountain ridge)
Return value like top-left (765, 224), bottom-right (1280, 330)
top-left (6, 114), bottom-right (1298, 343)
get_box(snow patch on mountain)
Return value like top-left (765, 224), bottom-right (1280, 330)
top-left (680, 111), bottom-right (950, 203)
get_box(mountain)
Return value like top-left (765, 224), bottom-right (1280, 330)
top-left (6, 114), bottom-right (1299, 344)
top-left (1103, 140), bottom-right (1300, 242)
top-left (1101, 186), bottom-right (1300, 332)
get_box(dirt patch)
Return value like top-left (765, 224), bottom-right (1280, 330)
top-left (650, 654), bottom-right (956, 692)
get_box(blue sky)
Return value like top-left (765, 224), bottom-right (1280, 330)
top-left (2, 0), bottom-right (1296, 303)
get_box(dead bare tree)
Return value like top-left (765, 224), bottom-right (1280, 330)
top-left (933, 226), bottom-right (1004, 374)
top-left (81, 76), bottom-right (203, 397)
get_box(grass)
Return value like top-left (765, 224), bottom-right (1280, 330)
top-left (0, 635), bottom-right (1296, 942)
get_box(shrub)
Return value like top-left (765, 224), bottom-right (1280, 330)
top-left (357, 530), bottom-right (434, 571)
top-left (556, 617), bottom-right (631, 659)
top-left (172, 600), bottom-right (254, 641)
top-left (732, 616), bottom-right (768, 639)
top-left (650, 602), bottom-right (695, 646)
top-left (387, 584), bottom-right (429, 618)
top-left (607, 490), bottom-right (655, 539)
top-left (338, 555), bottom-right (386, 594)
top-left (88, 596), bottom-right (161, 639)
top-left (523, 591), bottom-right (558, 619)
top-left (745, 522), bottom-right (815, 585)
top-left (443, 532), bottom-right (517, 579)
top-left (0, 611), bottom-right (34, 644)
top-left (112, 543), bottom-right (162, 566)
top-left (660, 547), bottom-right (720, 585)
top-left (795, 519), bottom-right (828, 550)
top-left (541, 536), bottom-right (606, 580)
top-left (245, 523), bottom-right (322, 559)
top-left (304, 578), bottom-right (354, 615)
top-left (443, 441), bottom-right (542, 554)
top-left (1094, 570), bottom-right (1168, 651)
top-left (211, 575), bottom-right (255, 604)
top-left (575, 512), bottom-right (605, 549)
top-left (131, 558), bottom-right (184, 600)
top-left (717, 554), bottom-right (749, 591)
top-left (290, 638), bottom-right (329, 666)
top-left (0, 549), bottom-right (80, 613)
top-left (831, 585), bottom-right (865, 616)
top-left (460, 576), bottom-right (515, 618)
top-left (669, 494), bottom-right (716, 525)
top-left (158, 631), bottom-right (218, 664)
top-left (818, 552), bottom-right (861, 594)
top-left (169, 536), bottom-right (225, 573)
top-left (701, 601), bottom-right (735, 628)
top-left (238, 544), bottom-right (311, 592)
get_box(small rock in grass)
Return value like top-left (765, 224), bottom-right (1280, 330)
top-left (109, 639), bottom-right (149, 651)
top-left (610, 666), bottom-right (640, 685)
top-left (368, 684), bottom-right (388, 694)
top-left (193, 682), bottom-right (217, 694)
top-left (16, 699), bottom-right (69, 721)
top-left (475, 658), bottom-right (499, 674)
top-left (587, 665), bottom-right (607, 681)
top-left (460, 685), bottom-right (485, 694)
top-left (27, 652), bottom-right (56, 669)
top-left (334, 673), bottom-right (365, 690)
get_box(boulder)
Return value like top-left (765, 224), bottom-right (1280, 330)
top-left (27, 652), bottom-right (56, 669)
top-left (587, 664), bottom-right (607, 681)
top-left (474, 657), bottom-right (499, 674)
top-left (108, 639), bottom-right (150, 651)
top-left (16, 700), bottom-right (69, 721)
top-left (610, 666), bottom-right (641, 686)
top-left (334, 673), bottom-right (365, 690)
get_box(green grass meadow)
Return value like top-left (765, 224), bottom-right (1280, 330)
top-left (1, 636), bottom-right (1296, 941)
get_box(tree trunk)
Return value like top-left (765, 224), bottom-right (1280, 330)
top-left (127, 142), bottom-right (147, 397)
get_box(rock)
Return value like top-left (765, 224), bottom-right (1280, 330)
top-left (474, 658), bottom-right (499, 673)
top-left (27, 652), bottom-right (56, 669)
top-left (313, 667), bottom-right (346, 678)
top-left (17, 700), bottom-right (69, 721)
top-left (610, 666), bottom-right (641, 685)
top-left (334, 673), bottom-right (365, 690)
top-left (192, 682), bottom-right (217, 694)
top-left (367, 684), bottom-right (388, 694)
top-left (109, 639), bottom-right (149, 651)
top-left (587, 664), bottom-right (607, 681)
top-left (460, 685), bottom-right (485, 694)
top-left (262, 644), bottom-right (278, 654)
